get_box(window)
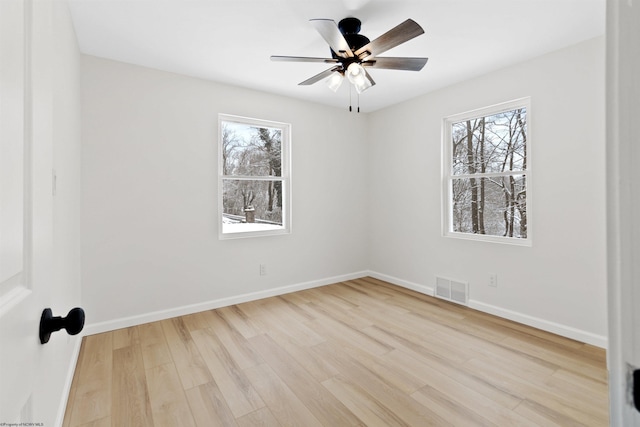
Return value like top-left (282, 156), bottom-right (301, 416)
top-left (442, 98), bottom-right (530, 244)
top-left (218, 114), bottom-right (291, 239)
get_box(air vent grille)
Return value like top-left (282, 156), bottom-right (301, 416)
top-left (434, 276), bottom-right (468, 306)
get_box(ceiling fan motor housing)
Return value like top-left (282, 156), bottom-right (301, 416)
top-left (338, 17), bottom-right (361, 34)
top-left (331, 17), bottom-right (370, 60)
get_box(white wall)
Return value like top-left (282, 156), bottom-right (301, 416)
top-left (80, 57), bottom-right (369, 328)
top-left (368, 37), bottom-right (607, 346)
top-left (80, 37), bottom-right (607, 347)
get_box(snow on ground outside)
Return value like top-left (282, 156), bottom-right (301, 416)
top-left (222, 223), bottom-right (283, 233)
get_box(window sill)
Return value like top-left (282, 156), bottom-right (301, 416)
top-left (220, 226), bottom-right (290, 240)
top-left (444, 231), bottom-right (532, 247)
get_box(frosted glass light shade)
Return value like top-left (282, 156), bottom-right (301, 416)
top-left (325, 72), bottom-right (344, 92)
top-left (346, 63), bottom-right (372, 94)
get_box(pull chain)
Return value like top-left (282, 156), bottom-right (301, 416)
top-left (349, 86), bottom-right (352, 112)
top-left (347, 86), bottom-right (361, 113)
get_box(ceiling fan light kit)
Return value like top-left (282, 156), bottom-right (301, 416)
top-left (325, 72), bottom-right (344, 92)
top-left (271, 17), bottom-right (428, 109)
top-left (347, 63), bottom-right (373, 94)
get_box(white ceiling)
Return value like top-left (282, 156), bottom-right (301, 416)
top-left (68, 0), bottom-right (605, 113)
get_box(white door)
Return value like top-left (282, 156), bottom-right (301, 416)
top-left (606, 0), bottom-right (640, 425)
top-left (0, 0), bottom-right (55, 422)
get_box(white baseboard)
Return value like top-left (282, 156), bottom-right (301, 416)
top-left (367, 271), bottom-right (435, 296)
top-left (468, 300), bottom-right (607, 348)
top-left (55, 335), bottom-right (83, 427)
top-left (83, 269), bottom-right (607, 349)
top-left (366, 270), bottom-right (607, 349)
top-left (83, 271), bottom-right (369, 336)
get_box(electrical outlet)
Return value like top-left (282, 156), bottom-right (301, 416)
top-left (489, 273), bottom-right (498, 287)
top-left (260, 264), bottom-right (267, 276)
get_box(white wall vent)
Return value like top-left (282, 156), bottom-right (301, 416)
top-left (434, 276), bottom-right (468, 306)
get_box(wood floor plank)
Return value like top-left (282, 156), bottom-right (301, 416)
top-left (321, 340), bottom-right (425, 395)
top-left (138, 322), bottom-right (173, 369)
top-left (62, 339), bottom-right (84, 427)
top-left (251, 303), bottom-right (326, 348)
top-left (362, 321), bottom-right (469, 365)
top-left (215, 305), bottom-right (262, 339)
top-left (201, 310), bottom-right (264, 370)
top-left (303, 298), bottom-right (374, 331)
top-left (234, 299), bottom-right (277, 320)
top-left (332, 281), bottom-right (410, 316)
top-left (146, 363), bottom-right (196, 427)
top-left (406, 364), bottom-right (536, 426)
top-left (277, 289), bottom-right (315, 308)
top-left (304, 286), bottom-right (360, 311)
top-left (353, 301), bottom-right (439, 337)
top-left (112, 326), bottom-right (139, 350)
top-left (261, 327), bottom-right (339, 382)
top-left (500, 334), bottom-right (607, 382)
top-left (77, 416), bottom-right (111, 427)
top-left (185, 381), bottom-right (238, 427)
top-left (161, 317), bottom-right (213, 389)
top-left (410, 385), bottom-right (494, 427)
top-left (464, 357), bottom-right (606, 425)
top-left (435, 327), bottom-right (558, 381)
top-left (63, 278), bottom-right (609, 427)
top-left (311, 341), bottom-right (450, 426)
top-left (181, 311), bottom-right (212, 332)
top-left (322, 375), bottom-right (411, 427)
top-left (274, 294), bottom-right (316, 321)
top-left (514, 398), bottom-right (587, 427)
top-left (548, 368), bottom-right (608, 401)
top-left (244, 363), bottom-right (324, 427)
top-left (254, 313), bottom-right (326, 348)
top-left (306, 314), bottom-right (394, 357)
top-left (111, 344), bottom-right (153, 426)
top-left (305, 284), bottom-right (358, 312)
top-left (248, 333), bottom-right (365, 426)
top-left (345, 278), bottom-right (399, 300)
top-left (235, 407), bottom-right (281, 427)
top-left (67, 333), bottom-right (113, 426)
top-left (368, 329), bottom-right (523, 410)
top-left (190, 327), bottom-right (265, 418)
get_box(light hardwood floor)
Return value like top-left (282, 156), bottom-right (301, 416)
top-left (62, 277), bottom-right (608, 426)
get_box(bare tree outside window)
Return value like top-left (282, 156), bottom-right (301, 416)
top-left (444, 100), bottom-right (529, 242)
top-left (219, 115), bottom-right (290, 238)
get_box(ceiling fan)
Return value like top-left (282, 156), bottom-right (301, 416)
top-left (271, 17), bottom-right (428, 95)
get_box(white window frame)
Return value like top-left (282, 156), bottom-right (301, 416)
top-left (218, 114), bottom-right (291, 240)
top-left (442, 97), bottom-right (532, 246)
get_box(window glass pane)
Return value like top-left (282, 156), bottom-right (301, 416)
top-left (452, 108), bottom-right (527, 175)
top-left (222, 179), bottom-right (284, 233)
top-left (221, 121), bottom-right (282, 177)
top-left (451, 175), bottom-right (527, 238)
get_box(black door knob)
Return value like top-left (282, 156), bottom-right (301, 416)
top-left (39, 307), bottom-right (85, 344)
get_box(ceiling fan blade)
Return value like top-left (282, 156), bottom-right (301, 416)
top-left (299, 66), bottom-right (342, 86)
top-left (362, 57), bottom-right (428, 71)
top-left (271, 56), bottom-right (339, 64)
top-left (354, 19), bottom-right (424, 60)
top-left (364, 69), bottom-right (376, 87)
top-left (310, 19), bottom-right (354, 58)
